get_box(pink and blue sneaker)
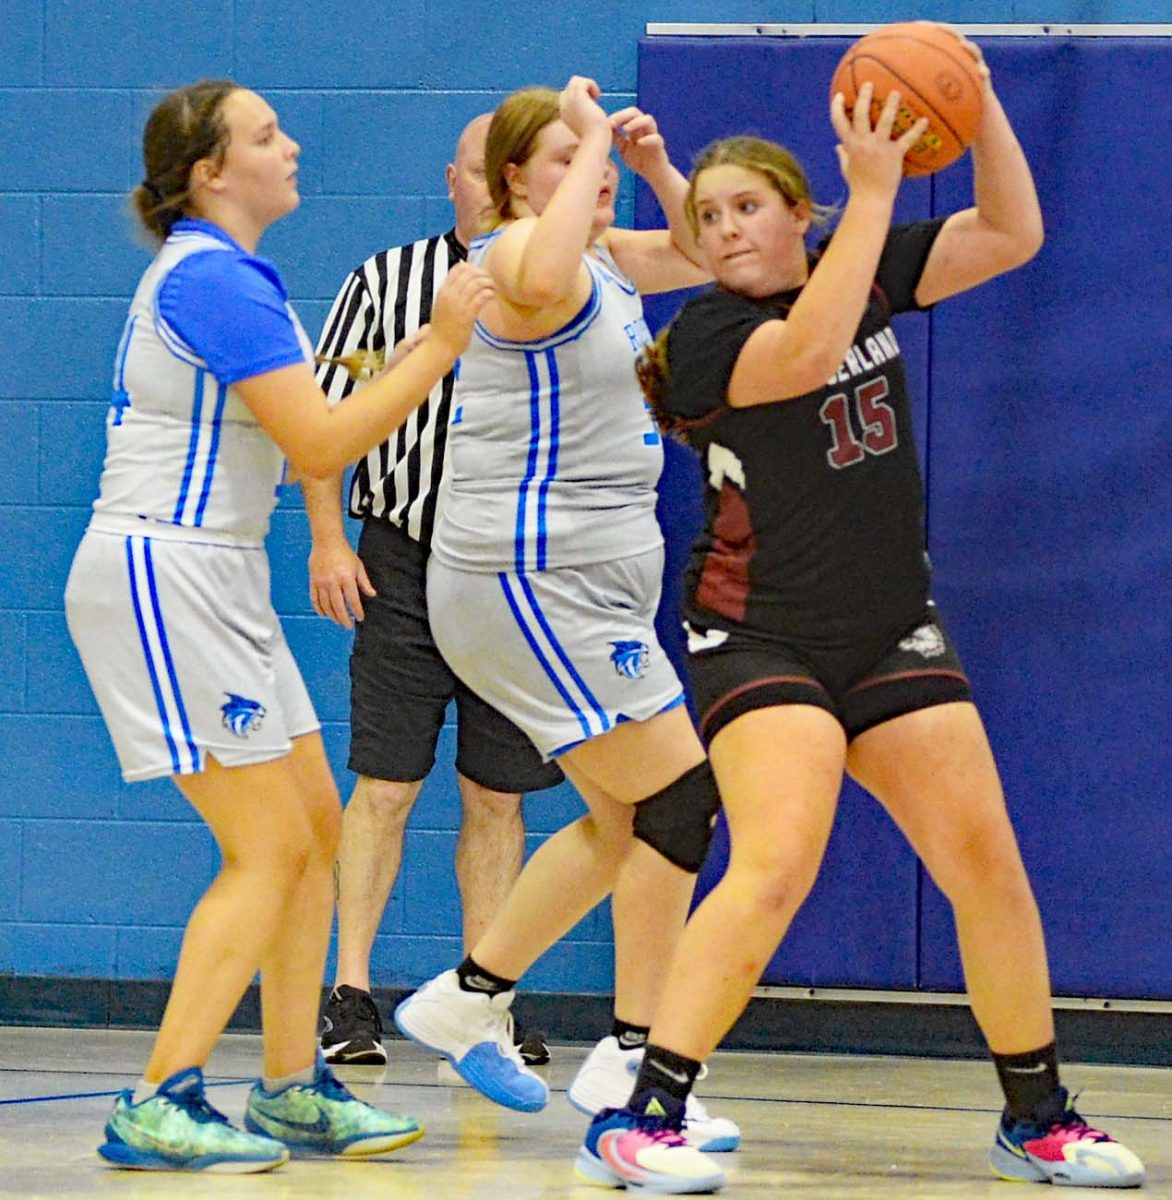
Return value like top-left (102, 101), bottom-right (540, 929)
top-left (576, 1100), bottom-right (726, 1194)
top-left (989, 1089), bottom-right (1145, 1188)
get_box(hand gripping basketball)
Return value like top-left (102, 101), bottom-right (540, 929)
top-left (830, 21), bottom-right (986, 176)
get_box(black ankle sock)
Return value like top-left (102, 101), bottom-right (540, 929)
top-left (456, 955), bottom-right (516, 996)
top-left (993, 1042), bottom-right (1062, 1121)
top-left (611, 1018), bottom-right (651, 1051)
top-left (629, 1087), bottom-right (687, 1127)
top-left (629, 1042), bottom-right (702, 1107)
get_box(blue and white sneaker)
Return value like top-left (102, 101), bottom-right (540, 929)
top-left (99, 1067), bottom-right (287, 1173)
top-left (394, 969), bottom-right (548, 1112)
top-left (576, 1104), bottom-right (726, 1194)
top-left (567, 1036), bottom-right (741, 1152)
top-left (989, 1089), bottom-right (1145, 1188)
top-left (244, 1055), bottom-right (424, 1157)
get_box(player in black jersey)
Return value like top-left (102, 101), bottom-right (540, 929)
top-left (584, 30), bottom-right (1145, 1195)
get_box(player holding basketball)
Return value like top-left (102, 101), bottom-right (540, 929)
top-left (392, 75), bottom-right (738, 1156)
top-left (578, 32), bottom-right (1147, 1196)
top-left (64, 79), bottom-right (492, 1172)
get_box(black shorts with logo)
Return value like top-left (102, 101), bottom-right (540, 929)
top-left (349, 519), bottom-right (563, 792)
top-left (686, 605), bottom-right (973, 746)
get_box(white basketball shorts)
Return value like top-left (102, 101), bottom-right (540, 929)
top-left (427, 548), bottom-right (686, 758)
top-left (65, 528), bottom-right (319, 782)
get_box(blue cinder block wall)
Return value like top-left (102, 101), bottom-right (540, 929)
top-left (0, 3), bottom-right (1163, 1000)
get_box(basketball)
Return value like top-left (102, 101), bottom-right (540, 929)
top-left (830, 22), bottom-right (985, 177)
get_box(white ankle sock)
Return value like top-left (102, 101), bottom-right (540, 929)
top-left (132, 1079), bottom-right (161, 1105)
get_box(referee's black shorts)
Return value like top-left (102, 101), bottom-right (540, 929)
top-left (687, 605), bottom-right (973, 746)
top-left (349, 518), bottom-right (563, 793)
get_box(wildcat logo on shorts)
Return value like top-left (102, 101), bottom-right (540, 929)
top-left (899, 625), bottom-right (946, 658)
top-left (221, 693), bottom-right (266, 737)
top-left (610, 640), bottom-right (650, 680)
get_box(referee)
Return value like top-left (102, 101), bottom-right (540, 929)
top-left (305, 114), bottom-right (562, 1067)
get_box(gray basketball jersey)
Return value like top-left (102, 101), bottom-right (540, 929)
top-left (432, 235), bottom-right (664, 572)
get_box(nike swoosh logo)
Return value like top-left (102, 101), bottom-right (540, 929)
top-left (648, 1058), bottom-right (690, 1085)
top-left (997, 1133), bottom-right (1029, 1159)
top-left (684, 622), bottom-right (729, 654)
top-left (1003, 1064), bottom-right (1048, 1074)
top-left (115, 1109), bottom-right (200, 1153)
top-left (251, 1107), bottom-right (331, 1135)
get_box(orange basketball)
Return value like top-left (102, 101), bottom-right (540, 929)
top-left (830, 22), bottom-right (985, 177)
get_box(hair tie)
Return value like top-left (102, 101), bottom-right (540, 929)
top-left (141, 179), bottom-right (163, 204)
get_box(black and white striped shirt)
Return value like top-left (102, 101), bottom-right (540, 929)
top-left (314, 229), bottom-right (465, 548)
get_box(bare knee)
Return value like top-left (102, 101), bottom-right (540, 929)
top-left (305, 784), bottom-right (342, 864)
top-left (580, 809), bottom-right (635, 862)
top-left (222, 816), bottom-right (315, 896)
top-left (724, 849), bottom-right (821, 922)
top-left (925, 822), bottom-right (1034, 910)
top-left (348, 775), bottom-right (421, 832)
top-left (458, 778), bottom-right (523, 829)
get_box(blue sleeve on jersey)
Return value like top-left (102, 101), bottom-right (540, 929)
top-left (157, 250), bottom-right (308, 385)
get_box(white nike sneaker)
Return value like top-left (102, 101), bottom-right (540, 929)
top-left (682, 1092), bottom-right (741, 1153)
top-left (394, 970), bottom-right (548, 1112)
top-left (567, 1036), bottom-right (741, 1152)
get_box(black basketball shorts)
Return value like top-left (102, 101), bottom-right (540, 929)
top-left (686, 604), bottom-right (973, 746)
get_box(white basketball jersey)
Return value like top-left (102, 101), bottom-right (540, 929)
top-left (432, 235), bottom-right (664, 572)
top-left (92, 227), bottom-right (312, 546)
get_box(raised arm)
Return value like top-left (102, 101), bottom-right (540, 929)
top-left (235, 263), bottom-right (493, 479)
top-left (914, 32), bottom-right (1044, 306)
top-left (488, 76), bottom-right (614, 313)
top-left (603, 107), bottom-right (711, 295)
top-left (729, 87), bottom-right (928, 407)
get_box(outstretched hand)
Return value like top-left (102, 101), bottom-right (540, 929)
top-left (609, 106), bottom-right (671, 180)
top-left (428, 262), bottom-right (495, 357)
top-left (830, 81), bottom-right (929, 195)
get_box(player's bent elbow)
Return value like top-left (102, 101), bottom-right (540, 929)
top-left (730, 352), bottom-right (840, 408)
top-left (996, 223), bottom-right (1045, 276)
top-left (788, 346), bottom-right (852, 395)
top-left (513, 277), bottom-right (574, 310)
top-left (282, 437), bottom-right (351, 481)
top-left (292, 458), bottom-right (342, 482)
top-left (510, 259), bottom-right (583, 310)
top-left (988, 211), bottom-right (1045, 270)
top-left (1020, 221), bottom-right (1045, 264)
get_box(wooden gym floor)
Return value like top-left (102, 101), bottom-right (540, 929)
top-left (1, 1027), bottom-right (1167, 1198)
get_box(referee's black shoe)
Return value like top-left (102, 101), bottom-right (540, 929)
top-left (320, 985), bottom-right (387, 1066)
top-left (516, 1027), bottom-right (551, 1067)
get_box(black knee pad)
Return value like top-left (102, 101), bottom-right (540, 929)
top-left (633, 760), bottom-right (720, 873)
